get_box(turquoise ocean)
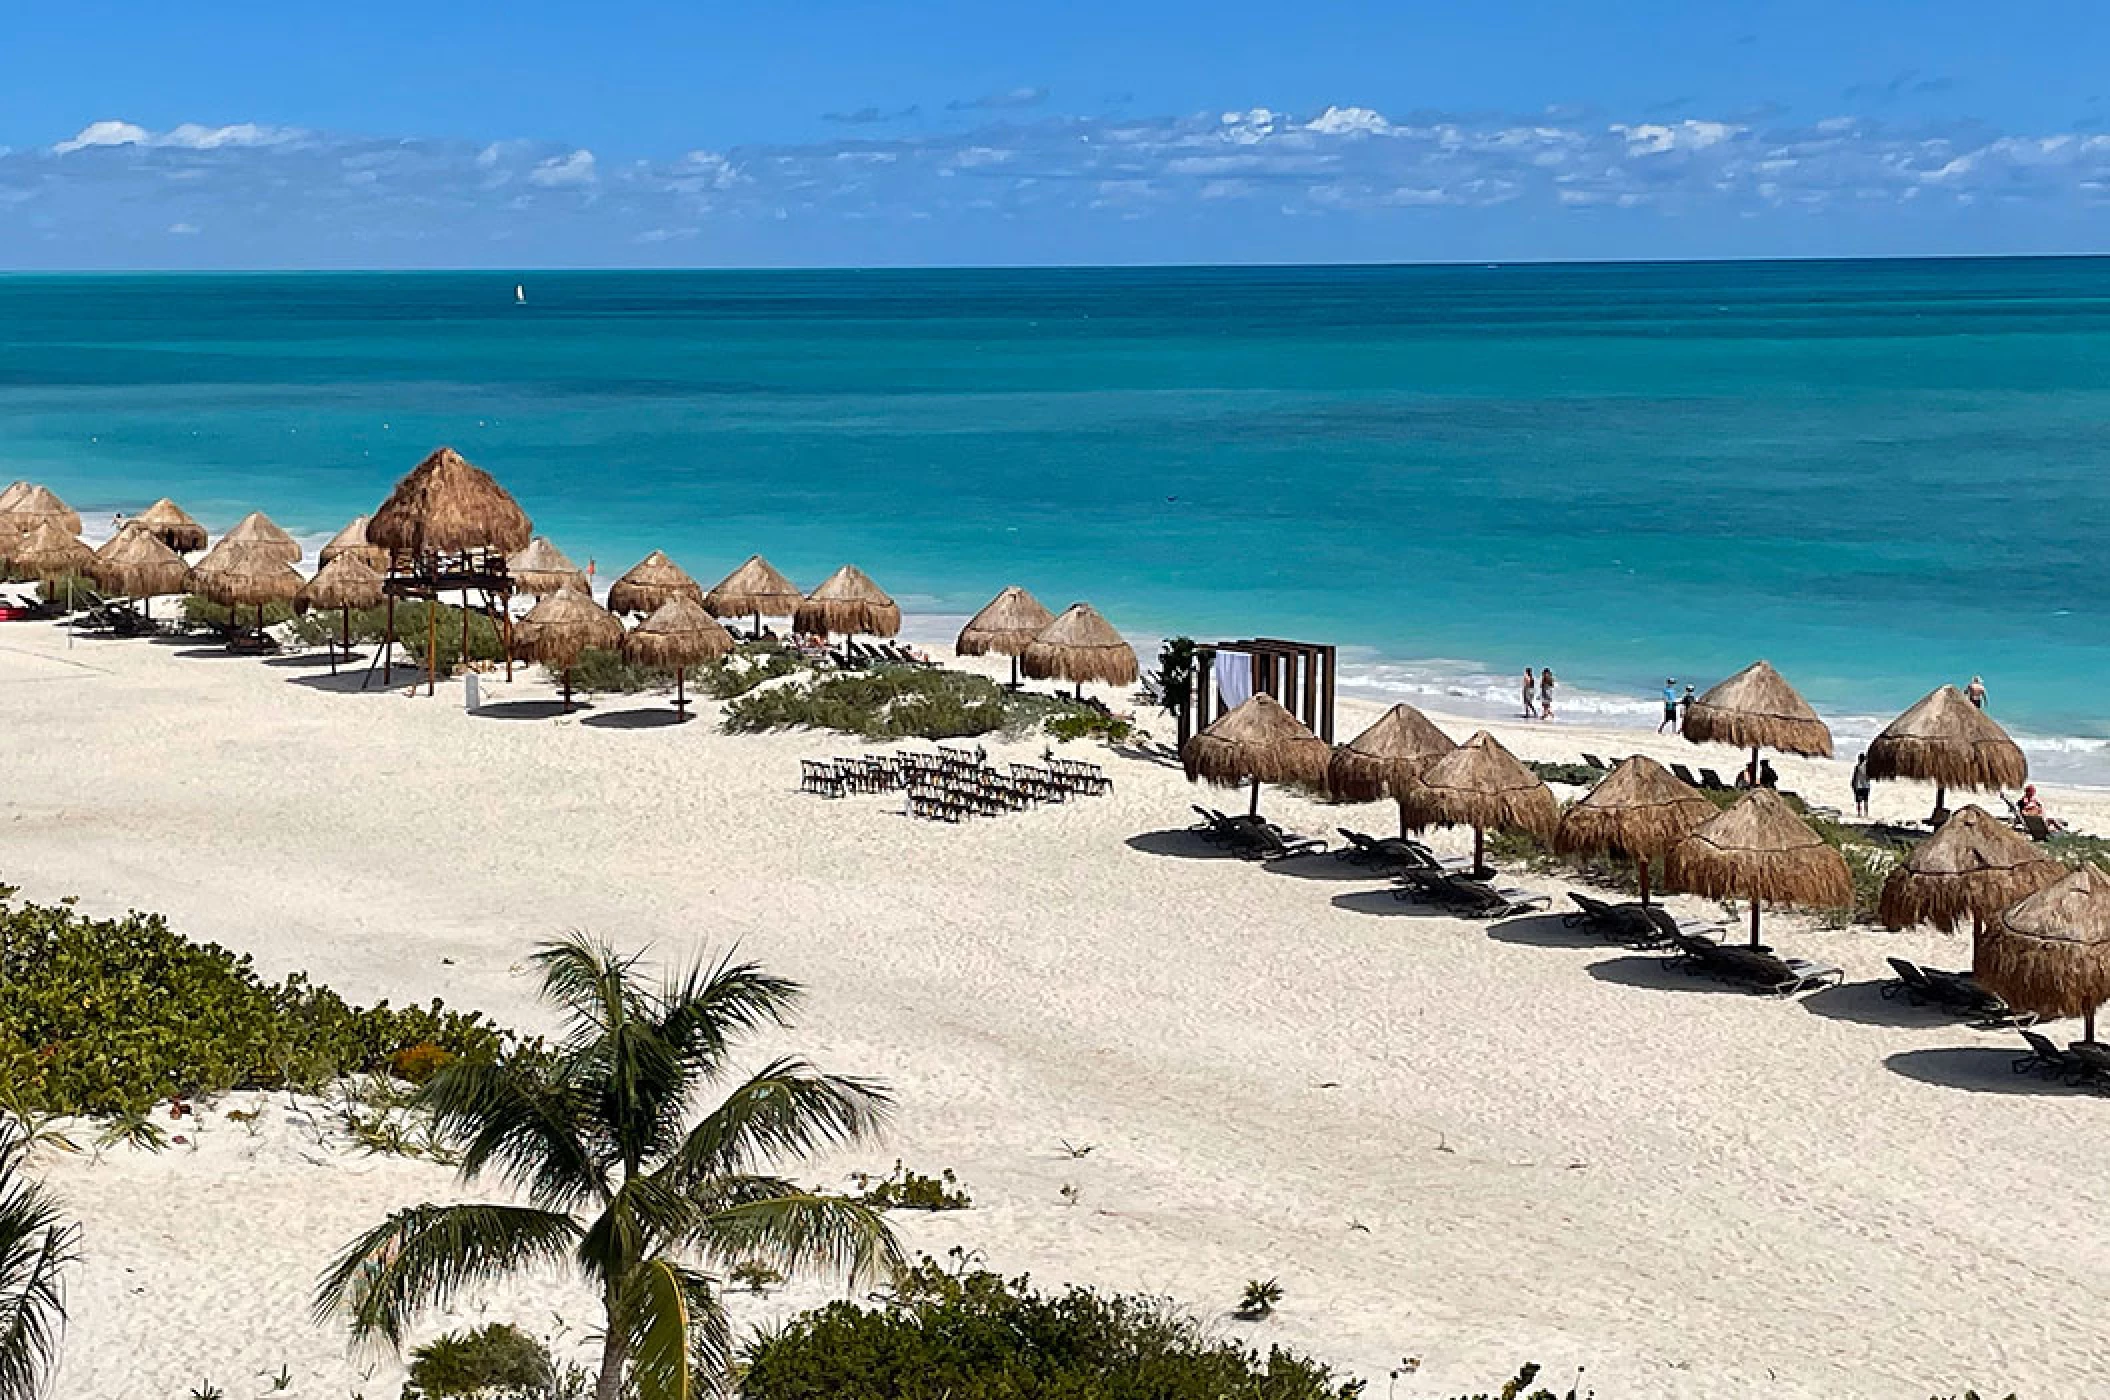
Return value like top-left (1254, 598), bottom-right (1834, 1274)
top-left (6, 260), bottom-right (2110, 778)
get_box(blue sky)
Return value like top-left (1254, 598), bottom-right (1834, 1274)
top-left (5, 1), bottom-right (2108, 267)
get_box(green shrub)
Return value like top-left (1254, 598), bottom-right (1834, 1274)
top-left (183, 595), bottom-right (298, 629)
top-left (1525, 761), bottom-right (1599, 788)
top-left (403, 1323), bottom-right (557, 1399)
top-left (278, 600), bottom-right (507, 669)
top-left (850, 1161), bottom-right (971, 1211)
top-left (0, 893), bottom-right (520, 1116)
top-left (562, 647), bottom-right (669, 694)
top-left (1044, 709), bottom-right (1136, 744)
top-left (32, 574), bottom-right (98, 607)
top-left (737, 1257), bottom-right (1362, 1400)
top-left (724, 669), bottom-right (1012, 741)
top-left (695, 645), bottom-right (803, 699)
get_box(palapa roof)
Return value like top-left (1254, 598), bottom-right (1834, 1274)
top-left (0, 483), bottom-right (82, 540)
top-left (1665, 788), bottom-right (1852, 908)
top-left (367, 447), bottom-right (532, 557)
top-left (621, 595), bottom-right (735, 669)
top-left (1327, 704), bottom-right (1456, 802)
top-left (0, 482), bottom-right (31, 514)
top-left (1182, 693), bottom-right (1332, 790)
top-left (189, 539), bottom-right (304, 607)
top-left (91, 525), bottom-right (193, 598)
top-left (1975, 864), bottom-right (2110, 1022)
top-left (1398, 731), bottom-right (1558, 840)
top-left (608, 550), bottom-right (705, 616)
top-left (1555, 754), bottom-right (1716, 860)
top-left (319, 516), bottom-right (390, 573)
top-left (507, 536), bottom-right (590, 598)
top-left (793, 564), bottom-right (901, 638)
top-left (1681, 660), bottom-right (1833, 758)
top-left (130, 498), bottom-right (208, 553)
top-left (514, 586), bottom-right (624, 668)
top-left (703, 554), bottom-right (803, 619)
top-left (1865, 685), bottom-right (2027, 791)
top-left (1879, 805), bottom-right (2062, 934)
top-left (9, 521), bottom-right (95, 579)
top-left (221, 511), bottom-right (304, 565)
top-left (296, 554), bottom-right (386, 613)
top-left (1020, 603), bottom-right (1140, 687)
top-left (957, 585), bottom-right (1055, 658)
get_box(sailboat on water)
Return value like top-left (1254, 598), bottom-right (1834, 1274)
top-left (514, 283), bottom-right (526, 306)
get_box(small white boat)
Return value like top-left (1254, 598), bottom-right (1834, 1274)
top-left (514, 284), bottom-right (526, 305)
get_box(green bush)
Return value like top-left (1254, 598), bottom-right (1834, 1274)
top-left (562, 647), bottom-right (669, 694)
top-left (183, 594), bottom-right (298, 629)
top-left (277, 599), bottom-right (507, 668)
top-left (695, 645), bottom-right (803, 699)
top-left (1044, 710), bottom-right (1136, 745)
top-left (403, 1322), bottom-right (562, 1399)
top-left (724, 669), bottom-right (1013, 741)
top-left (850, 1161), bottom-right (971, 1211)
top-left (0, 892), bottom-right (520, 1116)
top-left (737, 1257), bottom-right (1363, 1400)
top-left (32, 574), bottom-right (98, 607)
top-left (1525, 761), bottom-right (1600, 788)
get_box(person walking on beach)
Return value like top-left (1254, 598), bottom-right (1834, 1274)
top-left (1758, 758), bottom-right (1778, 789)
top-left (1521, 667), bottom-right (1538, 719)
top-left (1658, 678), bottom-right (1679, 734)
top-left (1851, 752), bottom-right (1872, 819)
top-left (1679, 683), bottom-right (1696, 725)
top-left (1966, 675), bottom-right (1987, 710)
top-left (1538, 667), bottom-right (1556, 721)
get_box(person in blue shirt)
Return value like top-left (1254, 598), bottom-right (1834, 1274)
top-left (1657, 678), bottom-right (1679, 733)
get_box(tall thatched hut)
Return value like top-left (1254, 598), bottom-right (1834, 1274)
top-left (367, 448), bottom-right (534, 692)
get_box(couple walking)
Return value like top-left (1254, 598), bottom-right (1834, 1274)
top-left (1520, 666), bottom-right (1556, 720)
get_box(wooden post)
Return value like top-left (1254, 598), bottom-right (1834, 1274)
top-left (1636, 856), bottom-right (1651, 905)
top-left (675, 666), bottom-right (688, 718)
top-left (1748, 896), bottom-right (1763, 949)
top-left (426, 601), bottom-right (438, 696)
top-left (1248, 775), bottom-right (1261, 817)
top-left (1320, 645), bottom-right (1336, 742)
top-left (1194, 646), bottom-right (1213, 727)
top-left (1302, 644), bottom-right (1318, 734)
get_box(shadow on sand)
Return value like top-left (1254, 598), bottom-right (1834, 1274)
top-left (1885, 1045), bottom-right (2093, 1097)
top-left (1261, 854), bottom-right (1384, 883)
top-left (1483, 914), bottom-right (1607, 950)
top-left (1798, 982), bottom-right (1965, 1030)
top-left (263, 650), bottom-right (354, 670)
top-left (1124, 829), bottom-right (1246, 861)
top-left (474, 700), bottom-right (584, 722)
top-left (1584, 954), bottom-right (1757, 997)
top-left (581, 708), bottom-right (689, 731)
top-left (1327, 888), bottom-right (1460, 919)
top-left (287, 668), bottom-right (424, 696)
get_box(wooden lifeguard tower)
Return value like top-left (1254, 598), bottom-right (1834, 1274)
top-left (1186, 637), bottom-right (1338, 743)
top-left (364, 447), bottom-right (534, 694)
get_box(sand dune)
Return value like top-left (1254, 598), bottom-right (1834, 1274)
top-left (3, 619), bottom-right (2106, 1398)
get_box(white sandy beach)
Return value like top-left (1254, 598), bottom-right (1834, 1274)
top-left (5, 616), bottom-right (2110, 1398)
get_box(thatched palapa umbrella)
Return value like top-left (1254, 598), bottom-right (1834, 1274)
top-left (9, 522), bottom-right (94, 589)
top-left (1682, 660), bottom-right (1832, 781)
top-left (957, 585), bottom-right (1054, 686)
top-left (1399, 731), bottom-right (1558, 878)
top-left (1666, 788), bottom-right (1851, 948)
top-left (1978, 864), bottom-right (2110, 1042)
top-left (794, 564), bottom-right (901, 640)
top-left (1555, 755), bottom-right (1715, 904)
top-left (1327, 704), bottom-right (1456, 834)
top-left (608, 550), bottom-right (705, 618)
top-left (1879, 805), bottom-right (2062, 937)
top-left (222, 511), bottom-right (304, 565)
top-left (368, 447), bottom-right (535, 691)
top-left (507, 536), bottom-right (590, 598)
top-left (296, 554), bottom-right (386, 674)
top-left (703, 554), bottom-right (803, 635)
top-left (621, 595), bottom-right (734, 718)
top-left (0, 484), bottom-right (82, 551)
top-left (514, 587), bottom-right (624, 712)
top-left (191, 539), bottom-right (304, 639)
top-left (1182, 692), bottom-right (1331, 818)
top-left (1866, 685), bottom-right (2027, 823)
top-left (320, 515), bottom-right (390, 573)
top-left (91, 525), bottom-right (193, 617)
top-left (130, 498), bottom-right (208, 554)
top-left (1021, 603), bottom-right (1139, 697)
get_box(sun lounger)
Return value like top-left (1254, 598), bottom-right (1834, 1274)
top-left (2013, 1031), bottom-right (2084, 1081)
top-left (1666, 932), bottom-right (1842, 996)
top-left (2067, 1040), bottom-right (2110, 1092)
top-left (1696, 768), bottom-right (1731, 791)
top-left (1233, 824), bottom-right (1326, 861)
top-left (1564, 893), bottom-right (1666, 945)
top-left (1427, 875), bottom-right (1548, 918)
top-left (1581, 753), bottom-right (1609, 771)
top-left (1670, 762), bottom-right (1704, 787)
top-left (1886, 957), bottom-right (2036, 1026)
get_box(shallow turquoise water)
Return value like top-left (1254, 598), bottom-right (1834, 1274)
top-left (4, 260), bottom-right (2109, 761)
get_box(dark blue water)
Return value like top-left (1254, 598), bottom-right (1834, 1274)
top-left (4, 260), bottom-right (2108, 760)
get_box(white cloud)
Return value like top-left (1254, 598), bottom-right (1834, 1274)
top-left (1611, 120), bottom-right (1742, 155)
top-left (528, 149), bottom-right (596, 187)
top-left (54, 121), bottom-right (151, 154)
top-left (166, 222), bottom-right (200, 235)
top-left (1304, 106), bottom-right (1392, 138)
top-left (160, 123), bottom-right (300, 150)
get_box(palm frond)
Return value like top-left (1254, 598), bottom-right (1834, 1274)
top-left (654, 953), bottom-right (803, 1074)
top-left (418, 1057), bottom-right (607, 1211)
top-left (531, 933), bottom-right (647, 1044)
top-left (659, 1060), bottom-right (892, 1190)
top-left (0, 1132), bottom-right (76, 1400)
top-left (689, 1194), bottom-right (902, 1292)
top-left (624, 1258), bottom-right (693, 1400)
top-left (575, 1173), bottom-right (700, 1292)
top-left (312, 1203), bottom-right (580, 1350)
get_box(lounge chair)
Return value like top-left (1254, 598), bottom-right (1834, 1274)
top-left (1563, 893), bottom-right (1668, 945)
top-left (1191, 806), bottom-right (1266, 845)
top-left (1695, 768), bottom-right (1729, 790)
top-left (2014, 1031), bottom-right (2083, 1081)
top-left (1564, 892), bottom-right (1618, 927)
top-left (1429, 875), bottom-right (1549, 919)
top-left (2023, 813), bottom-right (2054, 842)
top-left (2068, 1040), bottom-right (2110, 1091)
top-left (1667, 933), bottom-right (1842, 996)
top-left (1880, 957), bottom-right (1937, 1002)
top-left (1234, 824), bottom-right (1326, 861)
top-left (1670, 762), bottom-right (1704, 787)
top-left (1581, 753), bottom-right (1609, 771)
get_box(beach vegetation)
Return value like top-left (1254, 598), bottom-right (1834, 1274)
top-left (389, 1043), bottom-right (459, 1085)
top-left (1141, 637), bottom-right (1198, 744)
top-left (737, 1254), bottom-right (1361, 1400)
top-left (1235, 1277), bottom-right (1284, 1319)
top-left (183, 594), bottom-right (298, 630)
top-left (1042, 709), bottom-right (1137, 745)
top-left (315, 934), bottom-right (900, 1400)
top-left (728, 1261), bottom-right (784, 1295)
top-left (274, 600), bottom-right (508, 669)
top-left (402, 1323), bottom-right (574, 1400)
top-left (0, 1125), bottom-right (78, 1400)
top-left (0, 892), bottom-right (514, 1117)
top-left (724, 666), bottom-right (1114, 743)
top-left (562, 647), bottom-right (671, 695)
top-left (29, 575), bottom-right (97, 608)
top-left (849, 1162), bottom-right (971, 1212)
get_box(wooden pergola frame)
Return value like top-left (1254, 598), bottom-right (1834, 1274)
top-left (364, 548), bottom-right (518, 693)
top-left (1187, 637), bottom-right (1337, 742)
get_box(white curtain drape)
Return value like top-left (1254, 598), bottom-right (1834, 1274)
top-left (1213, 650), bottom-right (1254, 712)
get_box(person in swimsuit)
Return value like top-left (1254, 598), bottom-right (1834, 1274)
top-left (1538, 668), bottom-right (1556, 721)
top-left (1658, 679), bottom-right (1679, 734)
top-left (1966, 675), bottom-right (1987, 710)
top-left (1850, 752), bottom-right (1872, 818)
top-left (1521, 667), bottom-right (1538, 719)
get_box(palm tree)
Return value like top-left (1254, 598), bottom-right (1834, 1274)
top-left (315, 935), bottom-right (903, 1400)
top-left (0, 1126), bottom-right (77, 1400)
